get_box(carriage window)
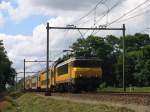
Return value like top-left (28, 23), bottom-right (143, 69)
top-left (57, 64), bottom-right (68, 75)
top-left (73, 60), bottom-right (101, 68)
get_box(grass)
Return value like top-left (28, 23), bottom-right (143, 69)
top-left (0, 91), bottom-right (23, 112)
top-left (0, 96), bottom-right (18, 112)
top-left (97, 86), bottom-right (150, 92)
top-left (0, 93), bottom-right (135, 112)
top-left (1, 86), bottom-right (150, 112)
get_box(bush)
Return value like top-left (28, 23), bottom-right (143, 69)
top-left (3, 96), bottom-right (13, 103)
top-left (9, 92), bottom-right (23, 99)
top-left (97, 82), bottom-right (107, 91)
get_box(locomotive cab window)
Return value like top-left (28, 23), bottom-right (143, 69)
top-left (73, 60), bottom-right (101, 68)
top-left (57, 64), bottom-right (68, 75)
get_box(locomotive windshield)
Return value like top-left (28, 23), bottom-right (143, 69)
top-left (73, 60), bottom-right (101, 68)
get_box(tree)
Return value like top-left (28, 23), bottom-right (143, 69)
top-left (134, 45), bottom-right (150, 86)
top-left (116, 33), bottom-right (150, 87)
top-left (62, 33), bottom-right (150, 87)
top-left (0, 40), bottom-right (16, 92)
top-left (71, 35), bottom-right (115, 85)
top-left (71, 35), bottom-right (113, 59)
top-left (134, 60), bottom-right (150, 86)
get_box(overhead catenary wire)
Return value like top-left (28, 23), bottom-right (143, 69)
top-left (140, 28), bottom-right (150, 34)
top-left (116, 8), bottom-right (150, 23)
top-left (124, 2), bottom-right (150, 16)
top-left (75, 0), bottom-right (110, 27)
top-left (50, 29), bottom-right (72, 59)
top-left (73, 0), bottom-right (107, 25)
top-left (25, 64), bottom-right (35, 74)
top-left (83, 0), bottom-right (124, 36)
top-left (107, 0), bottom-right (150, 26)
top-left (38, 61), bottom-right (45, 70)
top-left (93, 0), bottom-right (150, 35)
top-left (62, 0), bottom-right (114, 41)
top-left (51, 51), bottom-right (65, 60)
top-left (45, 0), bottom-right (127, 67)
top-left (25, 60), bottom-right (46, 75)
top-left (77, 29), bottom-right (85, 38)
top-left (90, 1), bottom-right (123, 36)
top-left (42, 0), bottom-right (126, 77)
top-left (96, 0), bottom-right (124, 26)
top-left (63, 0), bottom-right (108, 41)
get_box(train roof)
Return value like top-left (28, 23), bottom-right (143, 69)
top-left (26, 57), bottom-right (101, 76)
top-left (56, 57), bottom-right (101, 68)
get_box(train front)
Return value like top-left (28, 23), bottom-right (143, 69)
top-left (71, 58), bottom-right (102, 91)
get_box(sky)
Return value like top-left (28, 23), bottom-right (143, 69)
top-left (0, 0), bottom-right (150, 78)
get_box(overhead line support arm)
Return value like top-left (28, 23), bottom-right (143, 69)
top-left (48, 26), bottom-right (123, 31)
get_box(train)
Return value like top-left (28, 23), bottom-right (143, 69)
top-left (24, 57), bottom-right (103, 92)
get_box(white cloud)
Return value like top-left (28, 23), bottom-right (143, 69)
top-left (0, 0), bottom-right (120, 21)
top-left (0, 16), bottom-right (82, 75)
top-left (0, 0), bottom-right (149, 24)
top-left (1, 0), bottom-right (150, 77)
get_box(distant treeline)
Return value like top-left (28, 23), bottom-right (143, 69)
top-left (0, 40), bottom-right (16, 92)
top-left (61, 33), bottom-right (150, 87)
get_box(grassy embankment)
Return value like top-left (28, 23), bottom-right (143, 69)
top-left (0, 92), bottom-right (23, 112)
top-left (0, 92), bottom-right (135, 112)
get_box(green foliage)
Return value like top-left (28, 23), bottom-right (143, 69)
top-left (120, 33), bottom-right (150, 52)
top-left (97, 82), bottom-right (107, 91)
top-left (0, 40), bottom-right (16, 92)
top-left (14, 93), bottom-right (134, 112)
top-left (69, 33), bottom-right (150, 87)
top-left (134, 59), bottom-right (150, 86)
top-left (71, 35), bottom-right (113, 59)
top-left (9, 92), bottom-right (24, 99)
top-left (112, 33), bottom-right (150, 87)
top-left (71, 35), bottom-right (116, 85)
top-left (0, 94), bottom-right (20, 112)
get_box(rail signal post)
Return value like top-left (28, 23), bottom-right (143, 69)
top-left (46, 23), bottom-right (126, 92)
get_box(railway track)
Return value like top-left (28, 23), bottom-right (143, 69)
top-left (95, 92), bottom-right (150, 97)
top-left (35, 91), bottom-right (150, 105)
top-left (48, 92), bottom-right (150, 106)
top-left (51, 92), bottom-right (150, 97)
top-left (34, 91), bottom-right (150, 97)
